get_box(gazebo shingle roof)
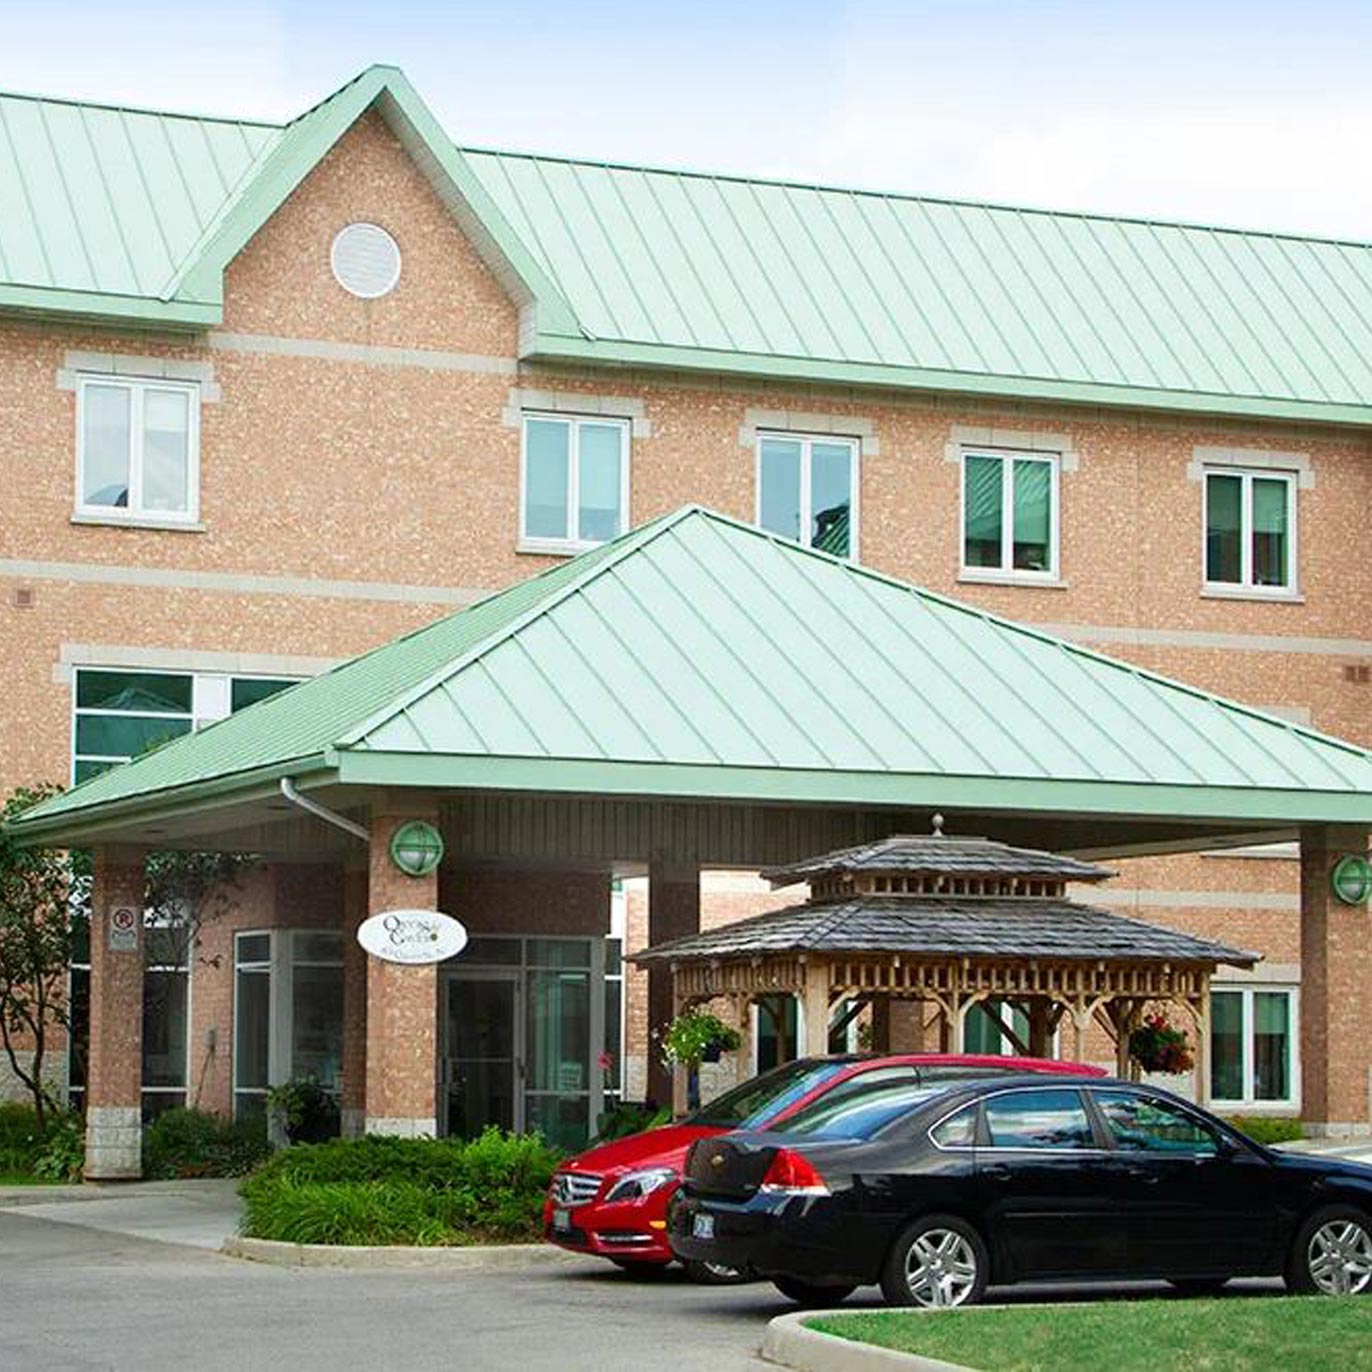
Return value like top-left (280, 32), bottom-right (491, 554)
top-left (762, 832), bottom-right (1114, 887)
top-left (632, 897), bottom-right (1257, 968)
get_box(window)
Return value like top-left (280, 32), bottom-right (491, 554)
top-left (963, 998), bottom-right (1030, 1055)
top-left (72, 669), bottom-right (296, 784)
top-left (142, 918), bottom-right (191, 1122)
top-left (76, 375), bottom-right (200, 523)
top-left (1211, 987), bottom-right (1296, 1107)
top-left (961, 450), bottom-right (1058, 579)
top-left (1204, 469), bottom-right (1296, 592)
top-left (233, 930), bottom-right (344, 1124)
top-left (521, 414), bottom-right (629, 552)
top-left (983, 1088), bottom-right (1094, 1149)
top-left (1094, 1091), bottom-right (1218, 1155)
top-left (66, 669), bottom-right (297, 1110)
top-left (757, 434), bottom-right (858, 559)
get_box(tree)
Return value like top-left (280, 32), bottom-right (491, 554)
top-left (0, 782), bottom-right (258, 1131)
top-left (0, 784), bottom-right (83, 1132)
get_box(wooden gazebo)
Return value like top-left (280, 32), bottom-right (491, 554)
top-left (635, 823), bottom-right (1257, 1111)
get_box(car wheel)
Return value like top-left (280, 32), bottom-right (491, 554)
top-left (880, 1213), bottom-right (989, 1308)
top-left (1167, 1277), bottom-right (1231, 1296)
top-left (771, 1276), bottom-right (857, 1307)
top-left (610, 1258), bottom-right (670, 1279)
top-left (683, 1259), bottom-right (750, 1285)
top-left (1286, 1206), bottom-right (1372, 1296)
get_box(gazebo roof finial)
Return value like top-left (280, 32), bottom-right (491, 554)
top-left (931, 812), bottom-right (945, 837)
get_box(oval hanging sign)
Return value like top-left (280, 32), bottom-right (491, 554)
top-left (358, 909), bottom-right (468, 965)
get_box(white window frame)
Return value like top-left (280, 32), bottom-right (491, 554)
top-left (754, 431), bottom-right (861, 561)
top-left (1210, 984), bottom-right (1300, 1112)
top-left (518, 412), bottom-right (631, 555)
top-left (1201, 466), bottom-right (1299, 597)
top-left (70, 667), bottom-right (300, 785)
top-left (959, 447), bottom-right (1061, 583)
top-left (74, 374), bottom-right (202, 526)
top-left (141, 911), bottom-right (192, 1118)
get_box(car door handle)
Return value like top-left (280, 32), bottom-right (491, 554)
top-left (983, 1164), bottom-right (1013, 1182)
top-left (1125, 1166), bottom-right (1161, 1185)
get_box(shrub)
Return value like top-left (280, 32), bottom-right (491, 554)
top-left (143, 1108), bottom-right (271, 1180)
top-left (1226, 1115), bottom-right (1304, 1146)
top-left (593, 1100), bottom-right (670, 1143)
top-left (239, 1128), bottom-right (563, 1246)
top-left (0, 1101), bottom-right (41, 1176)
top-left (265, 1078), bottom-right (340, 1145)
top-left (32, 1112), bottom-right (84, 1182)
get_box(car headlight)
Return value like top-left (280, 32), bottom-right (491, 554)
top-left (603, 1167), bottom-right (677, 1204)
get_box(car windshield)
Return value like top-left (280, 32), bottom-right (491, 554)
top-left (767, 1080), bottom-right (948, 1139)
top-left (687, 1060), bottom-right (850, 1128)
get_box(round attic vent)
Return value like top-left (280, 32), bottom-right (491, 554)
top-left (330, 223), bottom-right (401, 299)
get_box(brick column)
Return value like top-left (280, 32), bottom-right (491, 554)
top-left (646, 857), bottom-right (699, 1109)
top-left (1300, 825), bottom-right (1372, 1136)
top-left (85, 846), bottom-right (146, 1179)
top-left (364, 813), bottom-right (439, 1137)
top-left (340, 861), bottom-right (368, 1138)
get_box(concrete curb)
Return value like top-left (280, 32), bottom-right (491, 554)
top-left (761, 1311), bottom-right (976, 1372)
top-left (221, 1234), bottom-right (588, 1271)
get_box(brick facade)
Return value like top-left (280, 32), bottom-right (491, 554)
top-left (3, 101), bottom-right (1369, 1134)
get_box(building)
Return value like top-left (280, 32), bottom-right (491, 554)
top-left (2, 65), bottom-right (1372, 1152)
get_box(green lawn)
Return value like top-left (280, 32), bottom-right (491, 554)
top-left (809, 1296), bottom-right (1372, 1371)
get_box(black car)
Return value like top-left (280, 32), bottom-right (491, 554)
top-left (670, 1074), bottom-right (1372, 1307)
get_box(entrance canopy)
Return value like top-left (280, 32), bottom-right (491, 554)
top-left (12, 505), bottom-right (1372, 859)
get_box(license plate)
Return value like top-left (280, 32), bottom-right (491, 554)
top-left (692, 1213), bottom-right (715, 1240)
top-left (553, 1208), bottom-right (572, 1232)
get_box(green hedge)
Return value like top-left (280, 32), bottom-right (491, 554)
top-left (1224, 1115), bottom-right (1304, 1146)
top-left (238, 1129), bottom-right (563, 1246)
top-left (143, 1108), bottom-right (271, 1179)
top-left (0, 1102), bottom-right (41, 1176)
top-left (0, 1102), bottom-right (84, 1181)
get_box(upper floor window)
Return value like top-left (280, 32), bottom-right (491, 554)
top-left (1204, 468), bottom-right (1296, 593)
top-left (521, 413), bottom-right (629, 553)
top-left (73, 667), bottom-right (296, 784)
top-left (76, 375), bottom-right (200, 524)
top-left (757, 434), bottom-right (857, 559)
top-left (961, 449), bottom-right (1058, 580)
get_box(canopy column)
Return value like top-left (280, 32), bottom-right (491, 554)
top-left (647, 857), bottom-right (699, 1108)
top-left (85, 845), bottom-right (147, 1180)
top-left (1299, 825), bottom-right (1371, 1135)
top-left (340, 859), bottom-right (368, 1138)
top-left (364, 810), bottom-right (439, 1136)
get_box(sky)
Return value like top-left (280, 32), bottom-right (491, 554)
top-left (2, 0), bottom-right (1371, 240)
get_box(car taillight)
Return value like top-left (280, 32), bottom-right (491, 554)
top-left (759, 1148), bottom-right (828, 1195)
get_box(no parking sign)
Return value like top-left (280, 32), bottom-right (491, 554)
top-left (107, 906), bottom-right (138, 952)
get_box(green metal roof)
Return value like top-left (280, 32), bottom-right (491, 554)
top-left (6, 66), bottom-right (1372, 424)
top-left (463, 146), bottom-right (1372, 425)
top-left (13, 506), bottom-right (1372, 845)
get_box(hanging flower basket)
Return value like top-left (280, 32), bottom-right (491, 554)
top-left (660, 1011), bottom-right (741, 1069)
top-left (1128, 1014), bottom-right (1195, 1075)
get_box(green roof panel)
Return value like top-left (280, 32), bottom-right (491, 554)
top-left (13, 507), bottom-right (1372, 844)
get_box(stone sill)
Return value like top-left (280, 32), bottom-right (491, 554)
top-left (1201, 585), bottom-right (1304, 604)
top-left (72, 513), bottom-right (206, 534)
top-left (957, 571), bottom-right (1068, 591)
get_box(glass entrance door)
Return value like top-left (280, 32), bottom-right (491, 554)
top-left (442, 972), bottom-right (521, 1139)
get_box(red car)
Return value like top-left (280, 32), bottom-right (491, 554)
top-left (544, 1053), bottom-right (1105, 1280)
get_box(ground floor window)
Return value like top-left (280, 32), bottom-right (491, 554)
top-left (1211, 986), bottom-right (1296, 1108)
top-left (963, 998), bottom-right (1030, 1055)
top-left (142, 921), bottom-right (190, 1122)
top-left (233, 930), bottom-right (344, 1124)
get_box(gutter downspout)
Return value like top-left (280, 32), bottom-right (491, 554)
top-left (279, 777), bottom-right (369, 843)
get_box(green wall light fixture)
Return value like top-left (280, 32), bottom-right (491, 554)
top-left (1331, 854), bottom-right (1372, 906)
top-left (390, 820), bottom-right (444, 878)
